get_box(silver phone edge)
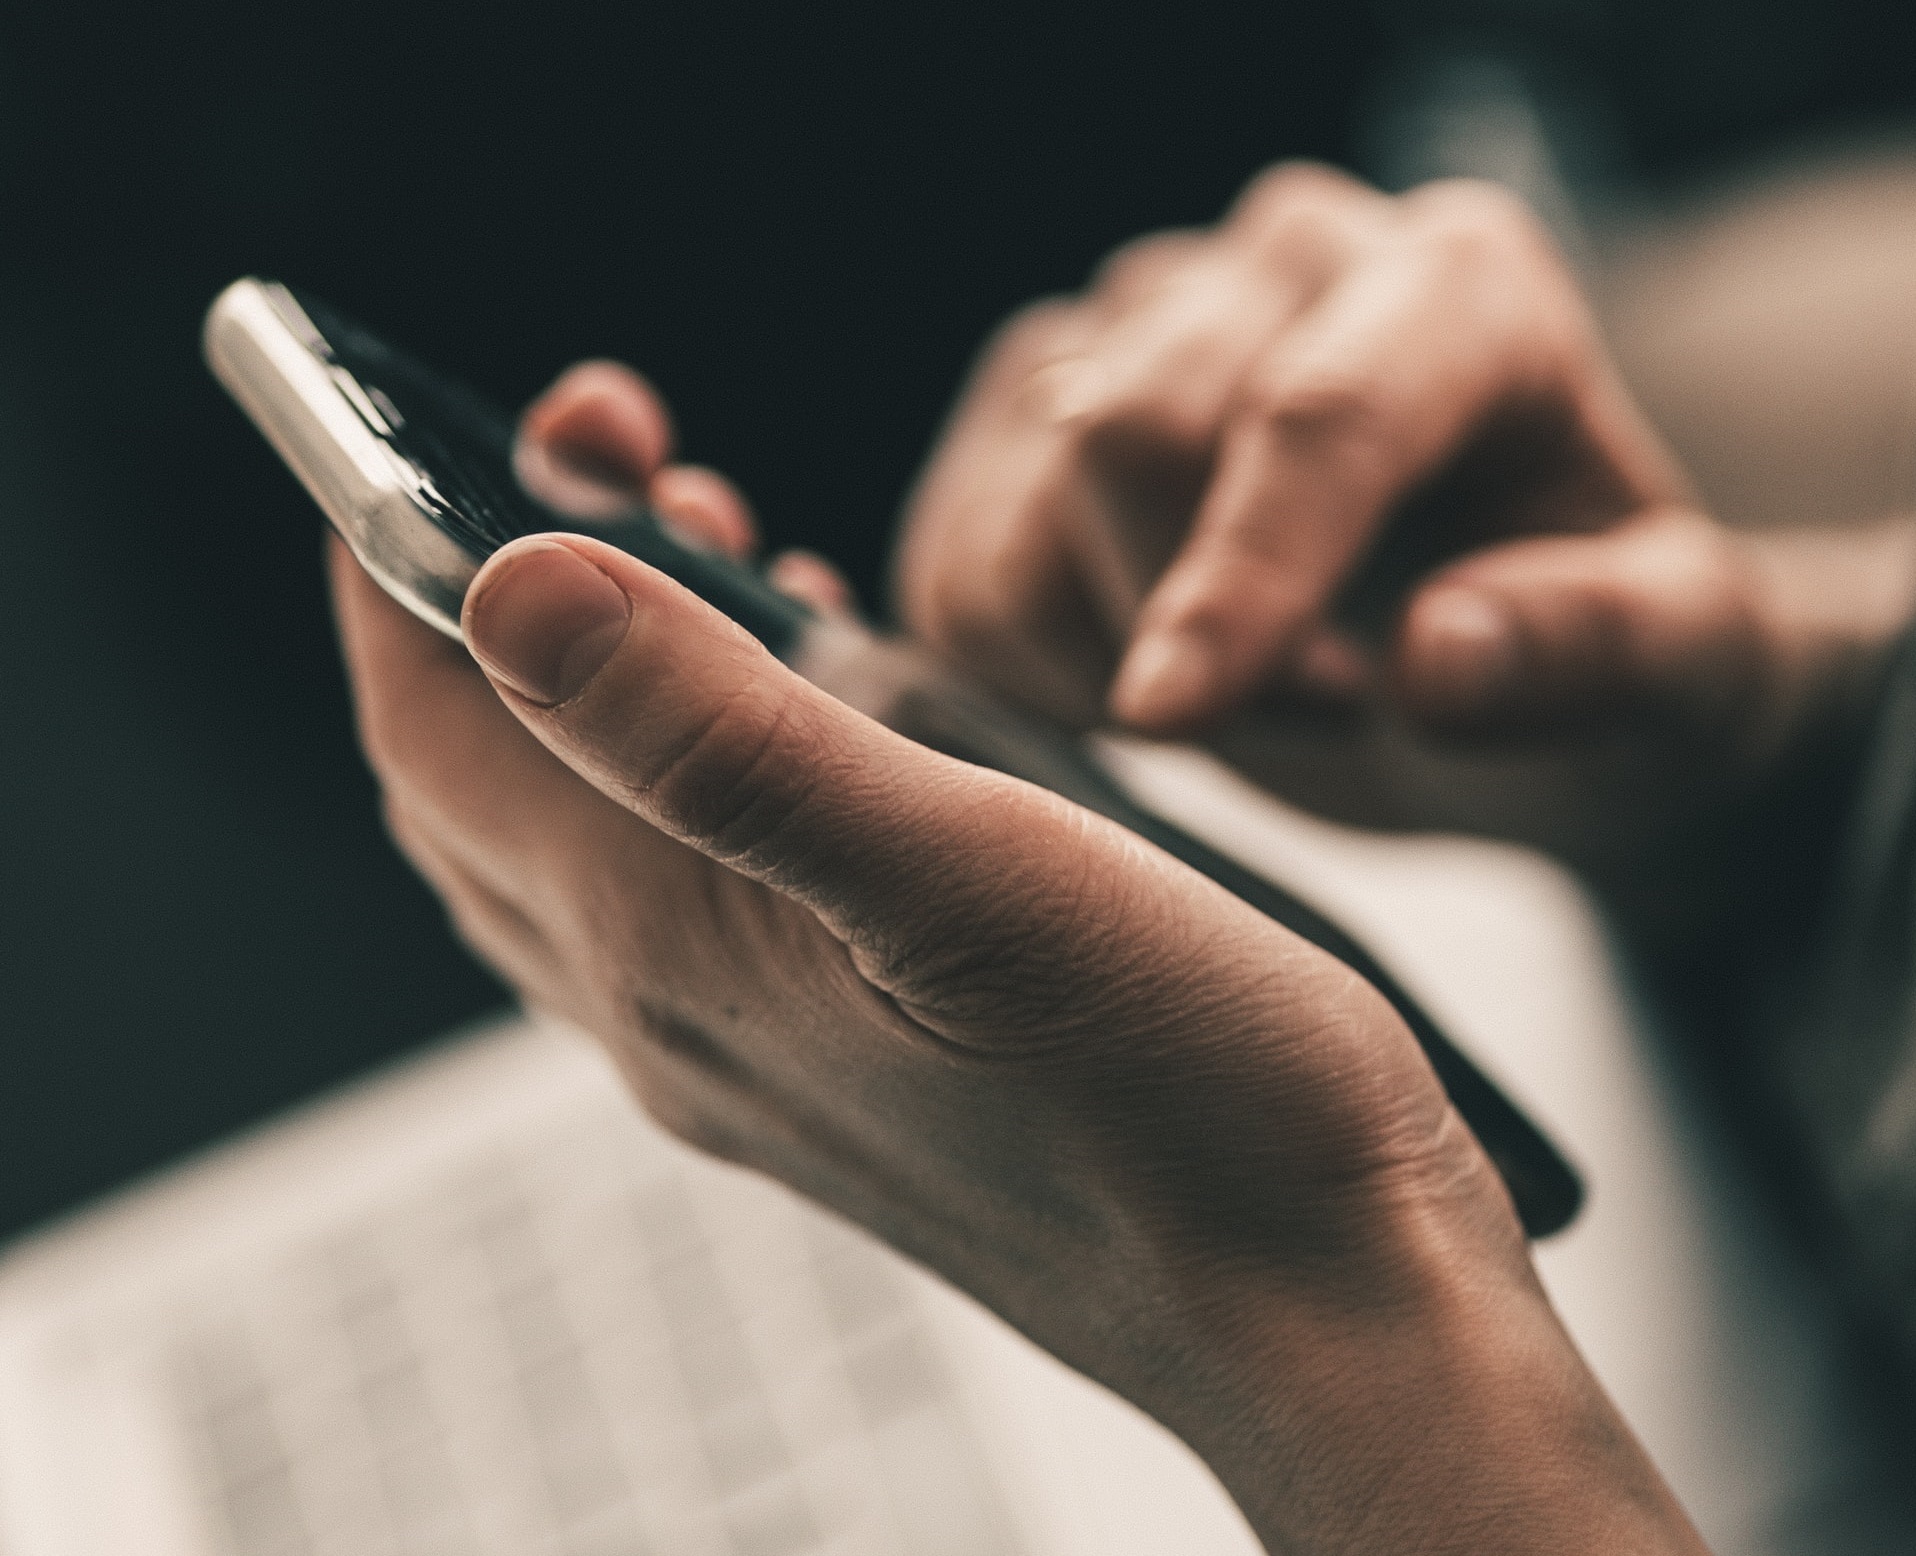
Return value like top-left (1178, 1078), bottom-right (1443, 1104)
top-left (202, 278), bottom-right (476, 641)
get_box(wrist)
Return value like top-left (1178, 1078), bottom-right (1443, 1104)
top-left (1152, 1169), bottom-right (1705, 1555)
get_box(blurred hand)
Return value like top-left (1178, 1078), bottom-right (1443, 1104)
top-left (324, 365), bottom-right (1703, 1555)
top-left (892, 164), bottom-right (1916, 912)
top-left (896, 164), bottom-right (1696, 729)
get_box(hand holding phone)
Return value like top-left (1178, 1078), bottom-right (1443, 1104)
top-left (206, 277), bottom-right (1580, 1238)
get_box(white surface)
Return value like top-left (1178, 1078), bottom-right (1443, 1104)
top-left (2, 740), bottom-right (1907, 1554)
top-left (0, 1016), bottom-right (1259, 1556)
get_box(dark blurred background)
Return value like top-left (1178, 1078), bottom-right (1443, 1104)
top-left (3, 0), bottom-right (1914, 1238)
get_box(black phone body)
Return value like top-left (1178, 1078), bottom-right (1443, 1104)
top-left (205, 278), bottom-right (1583, 1238)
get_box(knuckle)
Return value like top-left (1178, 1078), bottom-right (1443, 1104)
top-left (1406, 178), bottom-right (1553, 268)
top-left (924, 559), bottom-right (1019, 660)
top-left (1248, 198), bottom-right (1348, 262)
top-left (1232, 159), bottom-right (1365, 228)
top-left (1646, 513), bottom-right (1751, 614)
top-left (985, 297), bottom-right (1086, 377)
top-left (617, 687), bottom-right (831, 870)
top-left (1247, 363), bottom-right (1389, 447)
top-left (1403, 182), bottom-right (1595, 377)
top-left (1403, 181), bottom-right (1599, 370)
top-left (1090, 228), bottom-right (1205, 300)
top-left (1079, 385), bottom-right (1215, 462)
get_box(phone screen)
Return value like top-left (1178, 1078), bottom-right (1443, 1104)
top-left (288, 289), bottom-right (543, 559)
top-left (278, 285), bottom-right (810, 651)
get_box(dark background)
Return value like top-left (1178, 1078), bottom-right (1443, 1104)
top-left (2, 0), bottom-right (1913, 1238)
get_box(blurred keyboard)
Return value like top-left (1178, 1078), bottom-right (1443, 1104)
top-left (157, 1092), bottom-right (1023, 1556)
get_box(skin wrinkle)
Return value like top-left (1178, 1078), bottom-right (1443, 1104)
top-left (823, 778), bottom-right (1025, 965)
top-left (1086, 285), bottom-right (1268, 427)
top-left (359, 594), bottom-right (1699, 1554)
top-left (1180, 1301), bottom-right (1487, 1555)
top-left (628, 997), bottom-right (743, 1081)
top-left (1134, 1035), bottom-right (1449, 1250)
top-left (1089, 229), bottom-right (1208, 306)
top-left (862, 802), bottom-right (1226, 1048)
top-left (592, 660), bottom-right (782, 831)
top-left (583, 660), bottom-right (916, 926)
top-left (650, 693), bottom-right (825, 866)
top-left (670, 957), bottom-right (1127, 1279)
top-left (626, 760), bottom-right (1145, 1081)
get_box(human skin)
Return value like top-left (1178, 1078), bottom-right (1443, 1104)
top-left (327, 373), bottom-right (1706, 1550)
top-left (891, 164), bottom-right (1916, 953)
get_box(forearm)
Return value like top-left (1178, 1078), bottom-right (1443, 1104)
top-left (1126, 1182), bottom-right (1709, 1556)
top-left (1199, 1276), bottom-right (1703, 1554)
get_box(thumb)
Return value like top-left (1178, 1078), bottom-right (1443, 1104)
top-left (457, 533), bottom-right (1216, 998)
top-left (1392, 509), bottom-right (1770, 742)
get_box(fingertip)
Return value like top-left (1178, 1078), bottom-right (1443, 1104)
top-left (766, 549), bottom-right (856, 614)
top-left (1395, 583), bottom-right (1522, 731)
top-left (1109, 628), bottom-right (1219, 733)
top-left (530, 360), bottom-right (674, 458)
top-left (517, 360), bottom-right (675, 508)
top-left (650, 463), bottom-right (759, 560)
top-left (1108, 548), bottom-right (1291, 731)
top-left (463, 537), bottom-right (635, 708)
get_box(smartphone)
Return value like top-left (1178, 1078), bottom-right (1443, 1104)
top-left (204, 277), bottom-right (1582, 1238)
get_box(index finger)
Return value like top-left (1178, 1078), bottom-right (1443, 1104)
top-left (1110, 186), bottom-right (1585, 732)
